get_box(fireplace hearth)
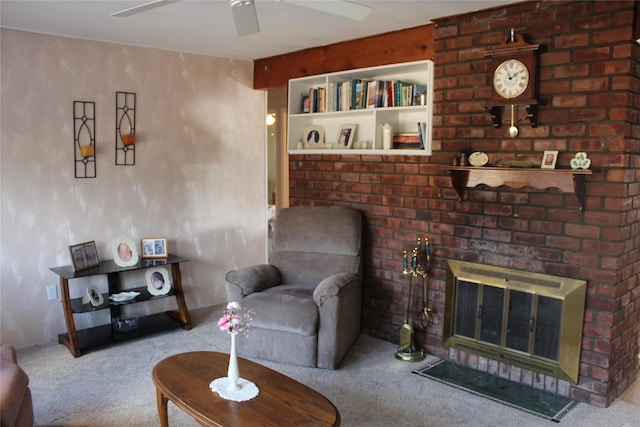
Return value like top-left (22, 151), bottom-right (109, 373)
top-left (443, 260), bottom-right (587, 383)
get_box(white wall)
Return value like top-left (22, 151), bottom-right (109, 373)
top-left (0, 29), bottom-right (267, 348)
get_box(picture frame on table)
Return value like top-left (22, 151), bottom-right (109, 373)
top-left (335, 124), bottom-right (357, 149)
top-left (112, 237), bottom-right (139, 267)
top-left (69, 240), bottom-right (100, 271)
top-left (141, 237), bottom-right (168, 258)
top-left (303, 125), bottom-right (324, 148)
top-left (145, 267), bottom-right (172, 296)
top-left (541, 150), bottom-right (558, 169)
top-left (300, 94), bottom-right (311, 113)
top-left (83, 241), bottom-right (99, 268)
top-left (82, 285), bottom-right (104, 307)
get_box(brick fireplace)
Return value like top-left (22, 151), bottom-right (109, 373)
top-left (288, 0), bottom-right (639, 407)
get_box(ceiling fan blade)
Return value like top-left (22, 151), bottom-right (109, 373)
top-left (285, 0), bottom-right (372, 21)
top-left (230, 1), bottom-right (260, 36)
top-left (111, 0), bottom-right (181, 17)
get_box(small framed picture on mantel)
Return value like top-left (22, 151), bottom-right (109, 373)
top-left (541, 150), bottom-right (558, 169)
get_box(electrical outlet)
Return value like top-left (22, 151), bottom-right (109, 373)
top-left (46, 285), bottom-right (58, 301)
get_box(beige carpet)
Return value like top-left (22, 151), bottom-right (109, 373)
top-left (16, 305), bottom-right (640, 427)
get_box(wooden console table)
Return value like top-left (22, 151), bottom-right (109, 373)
top-left (50, 254), bottom-right (192, 357)
top-left (445, 167), bottom-right (594, 210)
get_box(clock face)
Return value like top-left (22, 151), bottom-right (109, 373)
top-left (493, 59), bottom-right (530, 99)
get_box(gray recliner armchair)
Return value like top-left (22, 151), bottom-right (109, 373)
top-left (225, 205), bottom-right (362, 369)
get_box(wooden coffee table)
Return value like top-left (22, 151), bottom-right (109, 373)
top-left (152, 351), bottom-right (340, 426)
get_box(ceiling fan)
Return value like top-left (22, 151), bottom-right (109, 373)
top-left (111, 0), bottom-right (372, 37)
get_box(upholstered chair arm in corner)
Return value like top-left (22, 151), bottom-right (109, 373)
top-left (313, 272), bottom-right (362, 369)
top-left (225, 264), bottom-right (281, 302)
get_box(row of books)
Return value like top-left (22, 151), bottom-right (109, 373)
top-left (301, 80), bottom-right (427, 113)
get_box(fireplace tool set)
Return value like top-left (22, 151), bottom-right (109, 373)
top-left (395, 237), bottom-right (432, 362)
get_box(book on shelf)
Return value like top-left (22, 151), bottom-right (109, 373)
top-left (417, 121), bottom-right (427, 149)
top-left (393, 132), bottom-right (421, 149)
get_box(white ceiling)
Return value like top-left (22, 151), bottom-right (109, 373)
top-left (0, 0), bottom-right (514, 61)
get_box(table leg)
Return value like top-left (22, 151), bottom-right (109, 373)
top-left (156, 388), bottom-right (169, 427)
top-left (58, 277), bottom-right (81, 357)
top-left (169, 263), bottom-right (192, 329)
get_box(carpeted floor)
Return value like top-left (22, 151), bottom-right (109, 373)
top-left (16, 305), bottom-right (640, 427)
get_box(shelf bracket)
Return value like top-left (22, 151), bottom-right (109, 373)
top-left (573, 173), bottom-right (587, 211)
top-left (487, 106), bottom-right (503, 129)
top-left (485, 103), bottom-right (538, 129)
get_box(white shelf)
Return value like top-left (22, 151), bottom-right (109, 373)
top-left (287, 60), bottom-right (434, 156)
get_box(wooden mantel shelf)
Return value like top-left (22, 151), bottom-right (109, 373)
top-left (445, 166), bottom-right (595, 210)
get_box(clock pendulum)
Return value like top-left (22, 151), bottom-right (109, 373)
top-left (509, 105), bottom-right (518, 138)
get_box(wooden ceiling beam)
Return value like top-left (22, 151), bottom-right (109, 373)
top-left (253, 24), bottom-right (434, 89)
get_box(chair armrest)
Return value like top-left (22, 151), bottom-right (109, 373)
top-left (313, 272), bottom-right (360, 304)
top-left (313, 272), bottom-right (362, 369)
top-left (1, 345), bottom-right (33, 427)
top-left (225, 264), bottom-right (281, 301)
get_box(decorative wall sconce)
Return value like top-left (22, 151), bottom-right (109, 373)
top-left (73, 101), bottom-right (96, 179)
top-left (115, 91), bottom-right (136, 165)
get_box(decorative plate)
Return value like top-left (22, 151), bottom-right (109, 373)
top-left (468, 151), bottom-right (489, 166)
top-left (109, 291), bottom-right (140, 302)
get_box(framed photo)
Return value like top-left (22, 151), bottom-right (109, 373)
top-left (82, 285), bottom-right (104, 307)
top-left (303, 125), bottom-right (324, 148)
top-left (300, 94), bottom-right (310, 113)
top-left (141, 237), bottom-right (168, 258)
top-left (541, 150), bottom-right (558, 169)
top-left (112, 237), bottom-right (139, 267)
top-left (83, 241), bottom-right (99, 268)
top-left (69, 240), bottom-right (100, 271)
top-left (335, 124), bottom-right (357, 149)
top-left (145, 267), bottom-right (172, 296)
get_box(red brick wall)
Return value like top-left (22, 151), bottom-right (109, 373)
top-left (289, 0), bottom-right (639, 407)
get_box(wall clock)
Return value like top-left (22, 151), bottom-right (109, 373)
top-left (483, 29), bottom-right (541, 129)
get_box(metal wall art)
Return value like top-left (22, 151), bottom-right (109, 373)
top-left (115, 91), bottom-right (136, 165)
top-left (73, 101), bottom-right (97, 178)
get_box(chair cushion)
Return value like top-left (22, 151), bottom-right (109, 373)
top-left (242, 292), bottom-right (318, 336)
top-left (262, 283), bottom-right (315, 299)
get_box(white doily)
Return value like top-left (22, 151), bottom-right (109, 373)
top-left (209, 377), bottom-right (259, 402)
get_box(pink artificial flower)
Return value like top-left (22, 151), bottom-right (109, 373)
top-left (217, 301), bottom-right (252, 334)
top-left (217, 315), bottom-right (231, 331)
top-left (227, 301), bottom-right (242, 311)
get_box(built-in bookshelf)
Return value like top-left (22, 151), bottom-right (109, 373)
top-left (287, 60), bottom-right (434, 155)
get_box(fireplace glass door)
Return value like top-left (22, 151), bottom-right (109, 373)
top-left (506, 290), bottom-right (533, 352)
top-left (454, 282), bottom-right (562, 360)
